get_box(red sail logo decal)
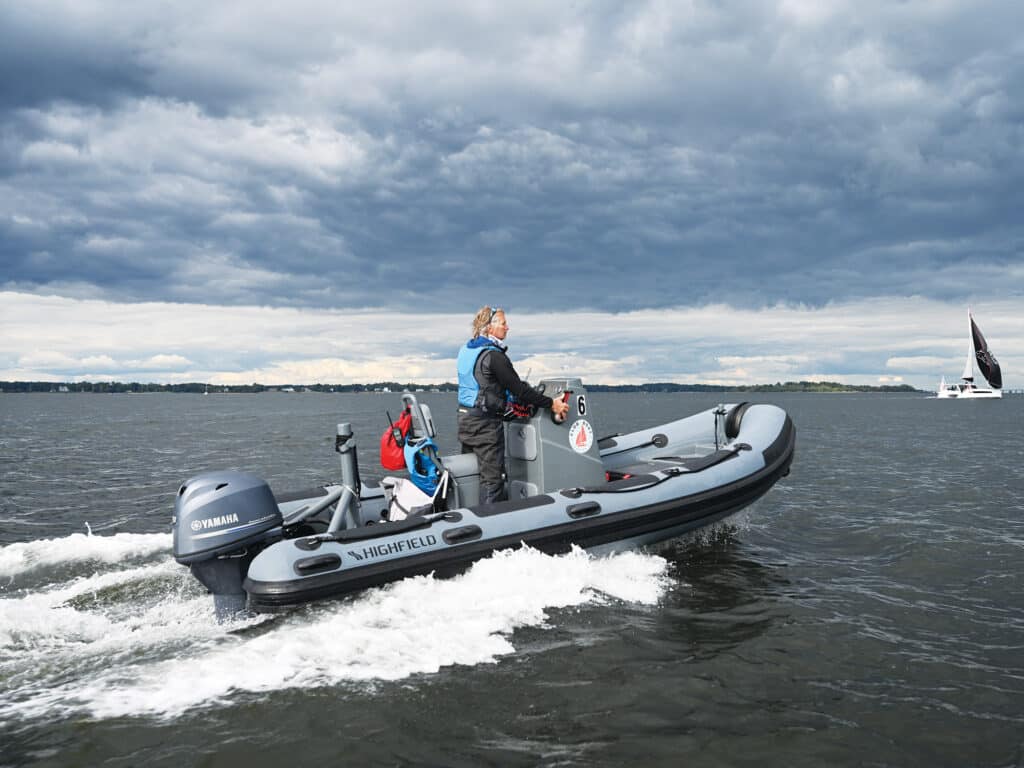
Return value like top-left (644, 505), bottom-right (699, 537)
top-left (575, 423), bottom-right (589, 447)
top-left (568, 419), bottom-right (594, 454)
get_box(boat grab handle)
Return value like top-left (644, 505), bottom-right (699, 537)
top-left (566, 501), bottom-right (601, 518)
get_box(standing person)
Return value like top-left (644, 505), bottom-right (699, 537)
top-left (457, 306), bottom-right (570, 504)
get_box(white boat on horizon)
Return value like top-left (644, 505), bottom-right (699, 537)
top-left (937, 309), bottom-right (1002, 399)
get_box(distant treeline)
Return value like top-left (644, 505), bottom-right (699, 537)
top-left (0, 381), bottom-right (458, 394)
top-left (1, 380), bottom-right (922, 394)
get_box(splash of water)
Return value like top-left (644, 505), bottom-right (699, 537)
top-left (0, 530), bottom-right (669, 722)
top-left (0, 531), bottom-right (173, 580)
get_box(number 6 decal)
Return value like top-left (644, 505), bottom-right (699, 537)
top-left (576, 395), bottom-right (586, 415)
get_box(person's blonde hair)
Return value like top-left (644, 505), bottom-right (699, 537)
top-left (471, 306), bottom-right (501, 338)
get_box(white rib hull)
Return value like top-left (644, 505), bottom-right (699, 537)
top-left (936, 383), bottom-right (1002, 399)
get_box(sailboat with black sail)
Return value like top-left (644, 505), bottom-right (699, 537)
top-left (937, 309), bottom-right (1002, 399)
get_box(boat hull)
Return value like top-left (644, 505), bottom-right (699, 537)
top-left (243, 405), bottom-right (795, 612)
top-left (936, 385), bottom-right (1002, 399)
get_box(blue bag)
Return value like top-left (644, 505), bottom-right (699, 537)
top-left (403, 437), bottom-right (441, 495)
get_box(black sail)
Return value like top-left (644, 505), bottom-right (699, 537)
top-left (971, 316), bottom-right (1002, 389)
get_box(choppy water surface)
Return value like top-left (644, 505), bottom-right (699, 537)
top-left (1, 392), bottom-right (1022, 767)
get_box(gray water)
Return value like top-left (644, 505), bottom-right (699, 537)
top-left (1, 392), bottom-right (1022, 767)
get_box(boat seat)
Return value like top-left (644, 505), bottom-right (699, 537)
top-left (441, 453), bottom-right (480, 508)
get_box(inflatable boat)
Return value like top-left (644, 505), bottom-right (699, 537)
top-left (172, 379), bottom-right (795, 615)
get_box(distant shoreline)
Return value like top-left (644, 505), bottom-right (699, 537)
top-left (1, 380), bottom-right (926, 394)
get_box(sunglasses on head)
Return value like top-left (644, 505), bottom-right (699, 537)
top-left (487, 307), bottom-right (503, 324)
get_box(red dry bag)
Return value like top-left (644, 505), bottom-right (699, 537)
top-left (380, 408), bottom-right (413, 470)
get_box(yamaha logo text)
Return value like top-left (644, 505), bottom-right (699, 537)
top-left (190, 513), bottom-right (240, 532)
top-left (348, 534), bottom-right (437, 561)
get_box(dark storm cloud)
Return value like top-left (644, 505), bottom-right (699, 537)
top-left (0, 12), bottom-right (148, 112)
top-left (1, 1), bottom-right (1022, 312)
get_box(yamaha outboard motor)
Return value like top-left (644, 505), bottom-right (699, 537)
top-left (172, 471), bottom-right (283, 617)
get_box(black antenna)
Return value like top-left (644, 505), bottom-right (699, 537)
top-left (385, 409), bottom-right (404, 447)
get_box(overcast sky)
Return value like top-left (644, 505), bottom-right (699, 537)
top-left (1, 1), bottom-right (1021, 388)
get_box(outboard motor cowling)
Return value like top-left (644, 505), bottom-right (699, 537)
top-left (172, 471), bottom-right (283, 617)
top-left (173, 471), bottom-right (282, 562)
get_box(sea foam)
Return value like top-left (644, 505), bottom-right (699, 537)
top-left (1, 545), bottom-right (669, 721)
top-left (0, 531), bottom-right (172, 579)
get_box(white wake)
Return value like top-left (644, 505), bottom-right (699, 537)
top-left (0, 531), bottom-right (669, 722)
top-left (0, 530), bottom-right (173, 579)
